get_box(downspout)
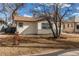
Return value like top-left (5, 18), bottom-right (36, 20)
top-left (74, 16), bottom-right (76, 33)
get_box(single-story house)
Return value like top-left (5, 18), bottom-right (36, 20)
top-left (62, 16), bottom-right (79, 33)
top-left (14, 15), bottom-right (63, 35)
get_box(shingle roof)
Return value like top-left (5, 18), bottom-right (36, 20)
top-left (14, 15), bottom-right (39, 22)
top-left (14, 15), bottom-right (65, 22)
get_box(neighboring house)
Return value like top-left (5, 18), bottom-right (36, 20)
top-left (62, 16), bottom-right (79, 33)
top-left (0, 19), bottom-right (16, 34)
top-left (14, 15), bottom-right (62, 35)
top-left (0, 20), bottom-right (4, 31)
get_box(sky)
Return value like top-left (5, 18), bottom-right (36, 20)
top-left (17, 3), bottom-right (79, 19)
top-left (0, 3), bottom-right (79, 21)
top-left (17, 3), bottom-right (33, 17)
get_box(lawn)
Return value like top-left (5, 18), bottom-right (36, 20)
top-left (0, 34), bottom-right (78, 55)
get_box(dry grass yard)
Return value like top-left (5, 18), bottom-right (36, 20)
top-left (0, 47), bottom-right (60, 56)
top-left (0, 34), bottom-right (79, 55)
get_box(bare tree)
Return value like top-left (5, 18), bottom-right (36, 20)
top-left (32, 3), bottom-right (71, 39)
top-left (6, 3), bottom-right (24, 24)
top-left (0, 3), bottom-right (24, 33)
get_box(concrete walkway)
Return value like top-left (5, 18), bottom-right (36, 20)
top-left (59, 49), bottom-right (79, 56)
top-left (39, 49), bottom-right (79, 56)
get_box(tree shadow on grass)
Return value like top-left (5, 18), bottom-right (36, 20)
top-left (1, 37), bottom-right (79, 49)
top-left (21, 38), bottom-right (79, 49)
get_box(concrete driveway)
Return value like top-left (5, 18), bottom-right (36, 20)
top-left (39, 49), bottom-right (79, 56)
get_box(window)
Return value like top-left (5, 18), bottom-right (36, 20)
top-left (42, 23), bottom-right (50, 29)
top-left (77, 25), bottom-right (79, 29)
top-left (71, 24), bottom-right (73, 27)
top-left (67, 24), bottom-right (69, 27)
top-left (18, 23), bottom-right (23, 27)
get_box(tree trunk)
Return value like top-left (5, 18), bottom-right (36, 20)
top-left (46, 19), bottom-right (57, 39)
top-left (54, 16), bottom-right (59, 38)
top-left (58, 20), bottom-right (62, 37)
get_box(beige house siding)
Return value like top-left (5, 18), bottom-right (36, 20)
top-left (63, 22), bottom-right (75, 33)
top-left (16, 22), bottom-right (38, 35)
top-left (17, 21), bottom-right (64, 35)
